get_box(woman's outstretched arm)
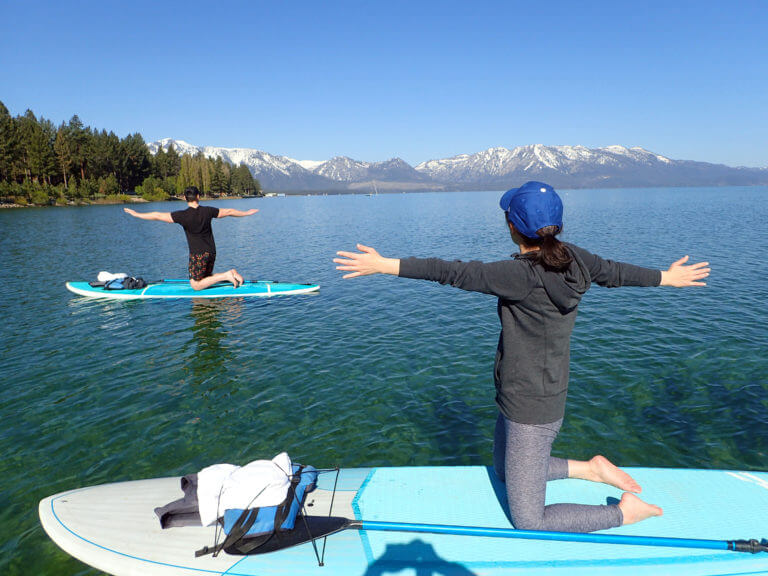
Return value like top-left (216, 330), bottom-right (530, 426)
top-left (335, 244), bottom-right (535, 300)
top-left (334, 244), bottom-right (400, 278)
top-left (567, 244), bottom-right (709, 288)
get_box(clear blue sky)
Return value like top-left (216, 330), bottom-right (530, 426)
top-left (1, 0), bottom-right (766, 167)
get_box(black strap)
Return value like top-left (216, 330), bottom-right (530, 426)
top-left (196, 506), bottom-right (262, 557)
top-left (221, 508), bottom-right (260, 550)
top-left (273, 465), bottom-right (305, 530)
top-left (196, 508), bottom-right (258, 557)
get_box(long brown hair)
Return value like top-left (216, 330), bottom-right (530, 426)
top-left (516, 225), bottom-right (573, 272)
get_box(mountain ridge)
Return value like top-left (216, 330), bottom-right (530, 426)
top-left (148, 139), bottom-right (768, 192)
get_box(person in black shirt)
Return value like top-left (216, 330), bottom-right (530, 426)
top-left (124, 186), bottom-right (258, 290)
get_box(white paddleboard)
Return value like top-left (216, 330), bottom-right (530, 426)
top-left (39, 466), bottom-right (768, 575)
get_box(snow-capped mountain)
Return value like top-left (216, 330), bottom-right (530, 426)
top-left (415, 144), bottom-right (767, 189)
top-left (149, 139), bottom-right (334, 190)
top-left (416, 145), bottom-right (671, 181)
top-left (312, 156), bottom-right (371, 181)
top-left (312, 156), bottom-right (431, 183)
top-left (148, 139), bottom-right (767, 191)
top-left (414, 144), bottom-right (680, 188)
top-left (149, 139), bottom-right (440, 190)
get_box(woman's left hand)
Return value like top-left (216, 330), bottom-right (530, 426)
top-left (660, 256), bottom-right (710, 287)
top-left (334, 244), bottom-right (400, 278)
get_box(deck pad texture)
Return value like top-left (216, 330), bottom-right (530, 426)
top-left (349, 466), bottom-right (768, 574)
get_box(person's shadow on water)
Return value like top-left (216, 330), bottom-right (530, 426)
top-left (363, 539), bottom-right (477, 576)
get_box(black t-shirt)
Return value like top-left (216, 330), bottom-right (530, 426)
top-left (171, 206), bottom-right (220, 255)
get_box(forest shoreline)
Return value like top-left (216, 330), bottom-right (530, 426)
top-left (0, 193), bottom-right (261, 209)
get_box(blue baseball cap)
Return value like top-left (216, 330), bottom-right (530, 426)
top-left (499, 181), bottom-right (563, 239)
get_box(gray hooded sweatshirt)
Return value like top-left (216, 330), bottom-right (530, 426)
top-left (398, 243), bottom-right (661, 425)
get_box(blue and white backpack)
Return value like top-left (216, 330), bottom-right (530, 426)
top-left (196, 464), bottom-right (318, 556)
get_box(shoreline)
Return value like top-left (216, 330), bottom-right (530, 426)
top-left (3, 184), bottom-right (766, 210)
top-left (0, 195), bottom-right (257, 209)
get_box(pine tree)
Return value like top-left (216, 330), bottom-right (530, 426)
top-left (177, 153), bottom-right (195, 193)
top-left (193, 151), bottom-right (210, 193)
top-left (231, 164), bottom-right (260, 195)
top-left (15, 109), bottom-right (39, 181)
top-left (230, 163), bottom-right (249, 195)
top-left (210, 156), bottom-right (226, 195)
top-left (54, 122), bottom-right (73, 189)
top-left (104, 131), bottom-right (121, 180)
top-left (0, 101), bottom-right (17, 183)
top-left (28, 117), bottom-right (50, 183)
top-left (166, 143), bottom-right (181, 177)
top-left (153, 144), bottom-right (167, 178)
top-left (89, 130), bottom-right (111, 180)
top-left (37, 118), bottom-right (58, 185)
top-left (119, 133), bottom-right (152, 192)
top-left (67, 115), bottom-right (89, 181)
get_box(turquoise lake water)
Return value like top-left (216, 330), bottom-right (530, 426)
top-left (1, 187), bottom-right (767, 575)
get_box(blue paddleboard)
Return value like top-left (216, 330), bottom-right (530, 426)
top-left (65, 279), bottom-right (319, 299)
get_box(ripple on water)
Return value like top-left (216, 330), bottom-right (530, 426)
top-left (1, 188), bottom-right (767, 574)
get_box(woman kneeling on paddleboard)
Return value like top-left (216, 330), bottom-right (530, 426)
top-left (334, 181), bottom-right (710, 533)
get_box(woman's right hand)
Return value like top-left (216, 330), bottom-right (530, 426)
top-left (660, 255), bottom-right (710, 287)
top-left (334, 244), bottom-right (400, 278)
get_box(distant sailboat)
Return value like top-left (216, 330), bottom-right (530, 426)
top-left (366, 181), bottom-right (379, 197)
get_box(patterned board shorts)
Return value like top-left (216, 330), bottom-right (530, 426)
top-left (188, 252), bottom-right (216, 281)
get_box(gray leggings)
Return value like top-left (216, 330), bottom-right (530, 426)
top-left (492, 413), bottom-right (622, 532)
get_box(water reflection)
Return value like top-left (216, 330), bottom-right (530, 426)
top-left (183, 299), bottom-right (249, 433)
top-left (187, 299), bottom-right (240, 375)
top-left (6, 189), bottom-right (768, 575)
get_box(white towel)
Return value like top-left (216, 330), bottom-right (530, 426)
top-left (97, 271), bottom-right (128, 282)
top-left (197, 452), bottom-right (293, 527)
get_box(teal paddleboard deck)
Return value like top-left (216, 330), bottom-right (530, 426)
top-left (65, 279), bottom-right (319, 299)
top-left (39, 466), bottom-right (768, 575)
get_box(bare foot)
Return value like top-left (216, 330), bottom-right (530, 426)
top-left (618, 492), bottom-right (663, 525)
top-left (589, 455), bottom-right (642, 493)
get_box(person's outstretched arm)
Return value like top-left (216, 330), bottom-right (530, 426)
top-left (217, 208), bottom-right (259, 218)
top-left (123, 207), bottom-right (173, 223)
top-left (335, 244), bottom-right (534, 300)
top-left (335, 244), bottom-right (400, 278)
top-left (568, 244), bottom-right (709, 288)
